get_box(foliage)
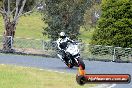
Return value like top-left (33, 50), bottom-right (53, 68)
top-left (42, 0), bottom-right (92, 40)
top-left (83, 0), bottom-right (101, 28)
top-left (0, 0), bottom-right (36, 14)
top-left (0, 12), bottom-right (94, 43)
top-left (91, 0), bottom-right (132, 48)
top-left (0, 0), bottom-right (39, 50)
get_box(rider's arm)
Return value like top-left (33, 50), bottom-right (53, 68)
top-left (66, 37), bottom-right (74, 43)
top-left (56, 39), bottom-right (61, 50)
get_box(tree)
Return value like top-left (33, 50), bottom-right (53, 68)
top-left (83, 0), bottom-right (101, 28)
top-left (91, 0), bottom-right (132, 48)
top-left (0, 0), bottom-right (37, 51)
top-left (42, 0), bottom-right (92, 41)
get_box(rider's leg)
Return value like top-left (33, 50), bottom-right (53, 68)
top-left (61, 50), bottom-right (67, 61)
top-left (59, 50), bottom-right (70, 63)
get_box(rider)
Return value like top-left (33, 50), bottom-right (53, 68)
top-left (56, 32), bottom-right (73, 62)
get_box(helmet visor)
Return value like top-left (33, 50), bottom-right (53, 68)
top-left (60, 36), bottom-right (66, 39)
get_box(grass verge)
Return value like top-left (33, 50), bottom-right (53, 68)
top-left (0, 64), bottom-right (95, 88)
top-left (0, 12), bottom-right (48, 39)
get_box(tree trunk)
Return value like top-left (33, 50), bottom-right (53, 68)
top-left (3, 21), bottom-right (15, 52)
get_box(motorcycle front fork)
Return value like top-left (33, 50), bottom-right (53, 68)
top-left (58, 54), bottom-right (71, 64)
top-left (57, 54), bottom-right (64, 61)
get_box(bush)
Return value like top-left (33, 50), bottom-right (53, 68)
top-left (91, 0), bottom-right (132, 48)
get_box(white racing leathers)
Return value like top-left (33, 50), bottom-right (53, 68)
top-left (56, 37), bottom-right (71, 50)
top-left (56, 37), bottom-right (73, 61)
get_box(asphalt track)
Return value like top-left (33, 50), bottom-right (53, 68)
top-left (0, 54), bottom-right (132, 88)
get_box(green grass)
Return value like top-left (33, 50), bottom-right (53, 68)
top-left (0, 12), bottom-right (94, 43)
top-left (0, 12), bottom-right (48, 40)
top-left (16, 12), bottom-right (48, 39)
top-left (0, 64), bottom-right (95, 88)
top-left (79, 27), bottom-right (95, 43)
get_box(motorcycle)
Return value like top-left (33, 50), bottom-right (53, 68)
top-left (57, 42), bottom-right (85, 70)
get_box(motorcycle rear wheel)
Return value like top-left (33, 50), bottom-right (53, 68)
top-left (66, 63), bottom-right (74, 68)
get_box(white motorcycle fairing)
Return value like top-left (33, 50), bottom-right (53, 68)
top-left (65, 43), bottom-right (79, 56)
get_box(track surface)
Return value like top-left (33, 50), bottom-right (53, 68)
top-left (0, 54), bottom-right (132, 88)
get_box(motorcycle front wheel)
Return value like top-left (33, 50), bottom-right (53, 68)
top-left (66, 63), bottom-right (74, 68)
